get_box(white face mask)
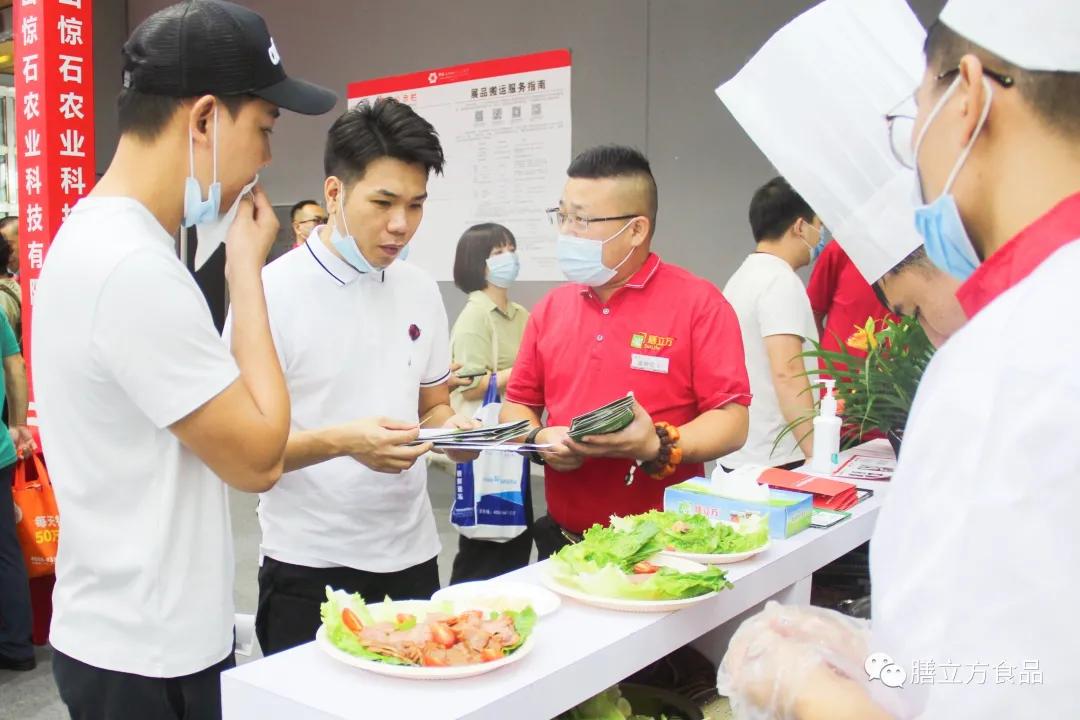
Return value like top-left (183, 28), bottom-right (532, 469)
top-left (556, 219), bottom-right (636, 286)
top-left (193, 175), bottom-right (258, 271)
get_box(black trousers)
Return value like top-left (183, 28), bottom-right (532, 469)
top-left (0, 461), bottom-right (32, 662)
top-left (532, 515), bottom-right (578, 562)
top-left (53, 649), bottom-right (235, 720)
top-left (256, 555), bottom-right (440, 656)
top-left (449, 470), bottom-right (534, 585)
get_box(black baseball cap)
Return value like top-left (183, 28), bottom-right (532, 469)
top-left (122, 0), bottom-right (337, 115)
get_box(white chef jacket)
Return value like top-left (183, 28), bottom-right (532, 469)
top-left (870, 192), bottom-right (1080, 717)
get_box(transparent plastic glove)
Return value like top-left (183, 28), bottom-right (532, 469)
top-left (717, 602), bottom-right (899, 720)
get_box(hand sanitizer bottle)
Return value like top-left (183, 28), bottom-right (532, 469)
top-left (809, 379), bottom-right (842, 474)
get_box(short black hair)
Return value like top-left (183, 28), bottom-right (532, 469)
top-left (117, 90), bottom-right (255, 142)
top-left (290, 200), bottom-right (321, 222)
top-left (925, 21), bottom-right (1080, 137)
top-left (324, 98), bottom-right (445, 185)
top-left (748, 176), bottom-right (814, 243)
top-left (886, 245), bottom-right (931, 276)
top-left (873, 246), bottom-right (933, 308)
top-left (567, 145), bottom-right (658, 223)
top-left (453, 223), bottom-right (516, 294)
top-left (0, 216), bottom-right (17, 236)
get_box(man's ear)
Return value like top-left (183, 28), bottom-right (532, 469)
top-left (188, 95), bottom-right (217, 145)
top-left (629, 216), bottom-right (651, 247)
top-left (956, 54), bottom-right (990, 147)
top-left (324, 176), bottom-right (344, 214)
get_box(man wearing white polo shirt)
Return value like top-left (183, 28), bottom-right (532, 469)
top-left (237, 99), bottom-right (475, 655)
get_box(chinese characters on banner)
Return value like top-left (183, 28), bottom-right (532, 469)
top-left (14, 0), bottom-right (95, 417)
top-left (348, 50), bottom-right (571, 282)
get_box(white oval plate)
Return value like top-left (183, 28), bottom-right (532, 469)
top-left (659, 540), bottom-right (771, 565)
top-left (540, 555), bottom-right (720, 613)
top-left (315, 624), bottom-right (536, 680)
top-left (431, 580), bottom-right (561, 617)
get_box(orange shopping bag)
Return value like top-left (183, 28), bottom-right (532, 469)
top-left (12, 454), bottom-right (60, 578)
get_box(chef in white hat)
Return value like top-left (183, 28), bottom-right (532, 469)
top-left (716, 0), bottom-right (967, 348)
top-left (718, 0), bottom-right (1080, 716)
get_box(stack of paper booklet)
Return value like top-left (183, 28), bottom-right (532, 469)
top-left (408, 420), bottom-right (549, 453)
top-left (567, 395), bottom-right (635, 441)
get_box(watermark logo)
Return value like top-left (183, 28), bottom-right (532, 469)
top-left (865, 652), bottom-right (907, 688)
top-left (866, 653), bottom-right (1044, 687)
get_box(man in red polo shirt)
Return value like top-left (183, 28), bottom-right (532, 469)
top-left (807, 240), bottom-right (895, 359)
top-left (501, 145), bottom-right (750, 558)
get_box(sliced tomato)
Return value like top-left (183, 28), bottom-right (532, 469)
top-left (431, 622), bottom-right (456, 648)
top-left (341, 608), bottom-right (363, 634)
top-left (421, 651), bottom-right (448, 667)
top-left (480, 644), bottom-right (504, 662)
top-left (633, 561), bottom-right (659, 574)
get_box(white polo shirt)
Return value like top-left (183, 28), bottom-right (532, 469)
top-left (32, 197), bottom-right (240, 677)
top-left (234, 234), bottom-right (449, 572)
top-left (720, 253), bottom-right (817, 468)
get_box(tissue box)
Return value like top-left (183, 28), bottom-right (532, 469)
top-left (663, 479), bottom-right (813, 539)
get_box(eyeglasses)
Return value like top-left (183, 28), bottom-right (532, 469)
top-left (545, 207), bottom-right (639, 232)
top-left (296, 216), bottom-right (328, 227)
top-left (885, 66), bottom-right (1015, 169)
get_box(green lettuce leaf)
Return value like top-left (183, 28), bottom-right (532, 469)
top-left (551, 521), bottom-right (665, 576)
top-left (556, 684), bottom-right (660, 720)
top-left (502, 606), bottom-right (538, 654)
top-left (319, 587), bottom-right (413, 665)
top-left (614, 510), bottom-right (768, 555)
top-left (551, 563), bottom-right (730, 601)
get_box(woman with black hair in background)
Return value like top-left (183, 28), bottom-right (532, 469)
top-left (448, 223), bottom-right (532, 583)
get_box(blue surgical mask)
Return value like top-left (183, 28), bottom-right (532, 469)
top-left (329, 183), bottom-right (407, 273)
top-left (911, 76), bottom-right (992, 281)
top-left (803, 223), bottom-right (831, 263)
top-left (486, 251), bottom-right (520, 288)
top-left (556, 219), bottom-right (636, 286)
top-left (814, 225), bottom-right (832, 260)
top-left (183, 104), bottom-right (221, 228)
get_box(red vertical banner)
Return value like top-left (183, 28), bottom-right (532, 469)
top-left (14, 0), bottom-right (95, 422)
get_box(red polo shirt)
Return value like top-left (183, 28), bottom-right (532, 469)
top-left (507, 253), bottom-right (751, 533)
top-left (957, 192), bottom-right (1080, 318)
top-left (806, 240), bottom-right (895, 365)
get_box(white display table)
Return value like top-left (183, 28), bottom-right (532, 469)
top-left (222, 444), bottom-right (891, 720)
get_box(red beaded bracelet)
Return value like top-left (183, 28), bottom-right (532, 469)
top-left (625, 421), bottom-right (684, 486)
top-left (642, 422), bottom-right (683, 479)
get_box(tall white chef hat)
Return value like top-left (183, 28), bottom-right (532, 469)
top-left (939, 0), bottom-right (1080, 72)
top-left (716, 0), bottom-right (925, 283)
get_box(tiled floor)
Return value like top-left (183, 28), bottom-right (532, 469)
top-left (0, 463), bottom-right (545, 719)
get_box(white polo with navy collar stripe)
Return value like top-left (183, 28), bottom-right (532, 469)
top-left (227, 231), bottom-right (449, 572)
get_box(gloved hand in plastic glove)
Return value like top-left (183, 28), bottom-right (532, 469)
top-left (717, 601), bottom-right (900, 720)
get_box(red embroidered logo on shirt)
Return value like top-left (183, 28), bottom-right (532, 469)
top-left (630, 332), bottom-right (674, 351)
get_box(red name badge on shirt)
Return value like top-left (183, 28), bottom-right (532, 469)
top-left (758, 468), bottom-right (859, 511)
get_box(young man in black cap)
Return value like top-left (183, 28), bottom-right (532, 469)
top-left (31, 2), bottom-right (335, 717)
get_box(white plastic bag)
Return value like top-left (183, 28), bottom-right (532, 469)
top-left (449, 373), bottom-right (529, 541)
